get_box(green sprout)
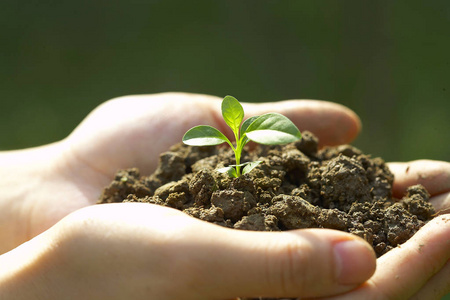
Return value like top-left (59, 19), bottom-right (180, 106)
top-left (182, 95), bottom-right (302, 177)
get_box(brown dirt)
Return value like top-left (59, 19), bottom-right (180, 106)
top-left (98, 131), bottom-right (435, 300)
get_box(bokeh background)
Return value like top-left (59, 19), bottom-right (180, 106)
top-left (0, 1), bottom-right (449, 299)
top-left (1, 0), bottom-right (449, 165)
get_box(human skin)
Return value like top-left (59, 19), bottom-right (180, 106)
top-left (0, 92), bottom-right (448, 299)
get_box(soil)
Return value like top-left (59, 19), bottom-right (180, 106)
top-left (98, 130), bottom-right (435, 300)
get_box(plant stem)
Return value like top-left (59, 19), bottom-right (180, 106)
top-left (234, 129), bottom-right (242, 177)
top-left (234, 148), bottom-right (241, 177)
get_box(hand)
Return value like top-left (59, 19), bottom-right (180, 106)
top-left (0, 92), bottom-right (361, 253)
top-left (316, 160), bottom-right (450, 300)
top-left (0, 203), bottom-right (376, 300)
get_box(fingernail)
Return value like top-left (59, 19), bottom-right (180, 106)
top-left (333, 238), bottom-right (376, 285)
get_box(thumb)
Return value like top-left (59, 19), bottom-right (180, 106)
top-left (194, 227), bottom-right (376, 299)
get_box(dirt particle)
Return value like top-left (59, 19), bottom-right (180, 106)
top-left (418, 243), bottom-right (425, 253)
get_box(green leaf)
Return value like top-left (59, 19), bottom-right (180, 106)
top-left (217, 166), bottom-right (238, 178)
top-left (242, 160), bottom-right (262, 174)
top-left (182, 125), bottom-right (231, 146)
top-left (245, 113), bottom-right (302, 145)
top-left (240, 116), bottom-right (259, 135)
top-left (217, 161), bottom-right (262, 177)
top-left (222, 96), bottom-right (244, 134)
top-left (238, 116), bottom-right (259, 147)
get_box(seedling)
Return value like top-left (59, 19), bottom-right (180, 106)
top-left (182, 95), bottom-right (302, 177)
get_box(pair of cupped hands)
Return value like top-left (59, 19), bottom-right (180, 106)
top-left (0, 93), bottom-right (448, 300)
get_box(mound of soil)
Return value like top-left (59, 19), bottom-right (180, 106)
top-left (98, 131), bottom-right (435, 299)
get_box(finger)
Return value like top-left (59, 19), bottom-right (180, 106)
top-left (430, 192), bottom-right (450, 214)
top-left (320, 214), bottom-right (450, 300)
top-left (190, 227), bottom-right (376, 299)
top-left (410, 259), bottom-right (450, 300)
top-left (388, 160), bottom-right (450, 198)
top-left (242, 100), bottom-right (361, 147)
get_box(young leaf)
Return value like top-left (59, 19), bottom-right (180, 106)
top-left (218, 161), bottom-right (262, 177)
top-left (240, 116), bottom-right (259, 135)
top-left (238, 115), bottom-right (259, 147)
top-left (245, 113), bottom-right (301, 145)
top-left (221, 95), bottom-right (244, 134)
top-left (217, 166), bottom-right (238, 178)
top-left (182, 125), bottom-right (231, 146)
top-left (242, 160), bottom-right (262, 174)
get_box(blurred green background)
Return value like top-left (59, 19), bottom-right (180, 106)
top-left (1, 0), bottom-right (449, 165)
top-left (0, 1), bottom-right (449, 298)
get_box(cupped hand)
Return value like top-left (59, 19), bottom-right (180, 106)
top-left (2, 92), bottom-right (361, 251)
top-left (2, 92), bottom-right (449, 299)
top-left (1, 203), bottom-right (375, 300)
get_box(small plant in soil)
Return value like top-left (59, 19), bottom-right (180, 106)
top-left (98, 99), bottom-right (436, 300)
top-left (182, 95), bottom-right (302, 177)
